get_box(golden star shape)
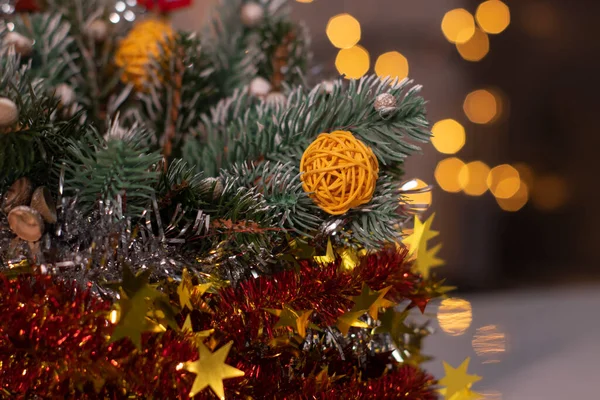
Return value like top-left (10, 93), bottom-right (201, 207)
top-left (184, 341), bottom-right (245, 399)
top-left (110, 266), bottom-right (164, 349)
top-left (336, 310), bottom-right (370, 335)
top-left (439, 387), bottom-right (483, 400)
top-left (266, 305), bottom-right (313, 338)
top-left (415, 242), bottom-right (444, 278)
top-left (373, 308), bottom-right (412, 348)
top-left (403, 213), bottom-right (439, 256)
top-left (439, 358), bottom-right (482, 400)
top-left (314, 238), bottom-right (335, 264)
top-left (351, 284), bottom-right (394, 320)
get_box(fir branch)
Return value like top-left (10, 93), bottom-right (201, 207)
top-left (0, 52), bottom-right (82, 187)
top-left (202, 0), bottom-right (260, 95)
top-left (62, 122), bottom-right (162, 217)
top-left (258, 20), bottom-right (311, 89)
top-left (223, 161), bottom-right (322, 236)
top-left (182, 75), bottom-right (430, 248)
top-left (120, 33), bottom-right (218, 155)
top-left (45, 0), bottom-right (126, 129)
top-left (7, 13), bottom-right (77, 87)
top-left (185, 76), bottom-right (430, 175)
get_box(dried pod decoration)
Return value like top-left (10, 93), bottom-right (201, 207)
top-left (2, 177), bottom-right (33, 214)
top-left (7, 205), bottom-right (44, 242)
top-left (30, 186), bottom-right (57, 224)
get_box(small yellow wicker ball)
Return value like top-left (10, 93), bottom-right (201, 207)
top-left (114, 19), bottom-right (174, 90)
top-left (300, 130), bottom-right (379, 215)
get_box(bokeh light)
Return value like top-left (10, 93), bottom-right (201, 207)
top-left (481, 391), bottom-right (504, 400)
top-left (464, 89), bottom-right (499, 124)
top-left (375, 51), bottom-right (409, 82)
top-left (496, 180), bottom-right (528, 212)
top-left (513, 162), bottom-right (535, 188)
top-left (437, 298), bottom-right (473, 336)
top-left (335, 45), bottom-right (370, 79)
top-left (472, 325), bottom-right (507, 364)
top-left (476, 0), bottom-right (511, 35)
top-left (431, 119), bottom-right (466, 154)
top-left (459, 161), bottom-right (491, 196)
top-left (441, 9), bottom-right (476, 44)
top-left (531, 175), bottom-right (569, 211)
top-left (296, 0), bottom-right (313, 3)
top-left (400, 179), bottom-right (432, 212)
top-left (456, 28), bottom-right (490, 62)
top-left (435, 157), bottom-right (465, 193)
top-left (487, 164), bottom-right (521, 199)
top-left (326, 13), bottom-right (361, 49)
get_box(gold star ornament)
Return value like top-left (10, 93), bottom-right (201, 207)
top-left (266, 305), bottom-right (313, 338)
top-left (439, 387), bottom-right (483, 400)
top-left (439, 357), bottom-right (482, 400)
top-left (402, 213), bottom-right (439, 256)
top-left (351, 284), bottom-right (394, 320)
top-left (184, 341), bottom-right (245, 399)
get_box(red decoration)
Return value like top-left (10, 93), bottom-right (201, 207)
top-left (0, 248), bottom-right (441, 398)
top-left (0, 274), bottom-right (196, 399)
top-left (14, 0), bottom-right (41, 12)
top-left (139, 0), bottom-right (192, 12)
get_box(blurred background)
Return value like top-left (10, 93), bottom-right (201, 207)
top-left (171, 1), bottom-right (600, 398)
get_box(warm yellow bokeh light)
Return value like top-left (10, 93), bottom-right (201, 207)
top-left (472, 325), bottom-right (507, 363)
top-left (476, 0), bottom-right (510, 35)
top-left (374, 51), bottom-right (409, 82)
top-left (464, 89), bottom-right (498, 124)
top-left (296, 0), bottom-right (313, 3)
top-left (496, 180), bottom-right (528, 212)
top-left (401, 178), bottom-right (432, 212)
top-left (437, 298), bottom-right (473, 337)
top-left (459, 161), bottom-right (491, 196)
top-left (488, 164), bottom-right (521, 199)
top-left (431, 119), bottom-right (466, 154)
top-left (513, 162), bottom-right (535, 188)
top-left (435, 157), bottom-right (465, 193)
top-left (326, 13), bottom-right (361, 49)
top-left (335, 45), bottom-right (370, 79)
top-left (441, 8), bottom-right (476, 44)
top-left (531, 175), bottom-right (569, 211)
top-left (456, 28), bottom-right (490, 62)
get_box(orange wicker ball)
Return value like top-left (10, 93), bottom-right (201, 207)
top-left (300, 130), bottom-right (379, 215)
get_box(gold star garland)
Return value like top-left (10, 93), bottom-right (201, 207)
top-left (184, 341), bottom-right (245, 399)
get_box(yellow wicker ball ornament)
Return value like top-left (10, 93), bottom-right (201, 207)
top-left (300, 130), bottom-right (379, 215)
top-left (114, 19), bottom-right (174, 90)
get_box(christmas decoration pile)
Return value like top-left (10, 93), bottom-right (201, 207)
top-left (0, 0), bottom-right (482, 398)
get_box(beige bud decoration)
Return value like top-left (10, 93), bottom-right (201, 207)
top-left (3, 31), bottom-right (34, 56)
top-left (249, 77), bottom-right (272, 97)
top-left (265, 91), bottom-right (287, 108)
top-left (54, 83), bottom-right (76, 106)
top-left (319, 80), bottom-right (335, 95)
top-left (2, 177), bottom-right (32, 214)
top-left (30, 186), bottom-right (57, 224)
top-left (0, 97), bottom-right (19, 128)
top-left (202, 177), bottom-right (224, 200)
top-left (240, 2), bottom-right (264, 27)
top-left (8, 205), bottom-right (45, 242)
top-left (374, 93), bottom-right (397, 114)
top-left (86, 19), bottom-right (108, 42)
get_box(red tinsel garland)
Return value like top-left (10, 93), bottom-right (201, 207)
top-left (0, 247), bottom-right (439, 399)
top-left (198, 247), bottom-right (420, 347)
top-left (0, 274), bottom-right (196, 399)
